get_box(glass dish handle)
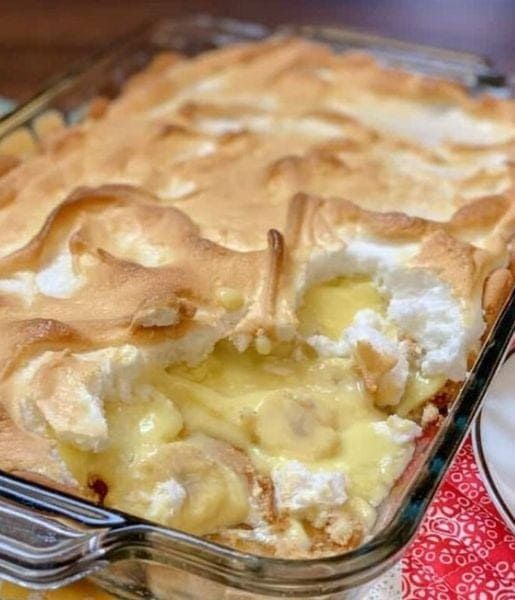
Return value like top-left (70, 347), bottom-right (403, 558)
top-left (0, 473), bottom-right (127, 588)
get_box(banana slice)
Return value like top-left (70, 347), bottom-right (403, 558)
top-left (131, 385), bottom-right (184, 445)
top-left (254, 390), bottom-right (339, 460)
top-left (139, 436), bottom-right (250, 535)
top-left (160, 375), bottom-right (250, 449)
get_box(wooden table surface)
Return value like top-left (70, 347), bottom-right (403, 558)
top-left (1, 0), bottom-right (514, 102)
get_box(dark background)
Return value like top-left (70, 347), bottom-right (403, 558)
top-left (1, 0), bottom-right (514, 102)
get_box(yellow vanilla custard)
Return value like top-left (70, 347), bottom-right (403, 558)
top-left (59, 277), bottom-right (442, 551)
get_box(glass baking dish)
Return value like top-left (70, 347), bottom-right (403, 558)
top-left (0, 15), bottom-right (513, 600)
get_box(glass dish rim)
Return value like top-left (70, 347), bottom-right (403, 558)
top-left (0, 15), bottom-right (513, 596)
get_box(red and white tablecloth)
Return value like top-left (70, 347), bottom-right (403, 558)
top-left (402, 437), bottom-right (515, 598)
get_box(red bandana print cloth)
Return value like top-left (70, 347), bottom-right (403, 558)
top-left (402, 437), bottom-right (515, 598)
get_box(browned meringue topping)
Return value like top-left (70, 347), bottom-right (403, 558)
top-left (0, 37), bottom-right (513, 559)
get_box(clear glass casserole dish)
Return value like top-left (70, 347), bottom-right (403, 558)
top-left (0, 15), bottom-right (513, 600)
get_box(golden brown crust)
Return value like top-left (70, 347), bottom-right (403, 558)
top-left (0, 183), bottom-right (279, 378)
top-left (414, 229), bottom-right (489, 297)
top-left (0, 154), bottom-right (20, 178)
top-left (0, 404), bottom-right (69, 482)
top-left (483, 267), bottom-right (514, 329)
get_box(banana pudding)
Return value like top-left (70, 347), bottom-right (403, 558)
top-left (0, 36), bottom-right (513, 559)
